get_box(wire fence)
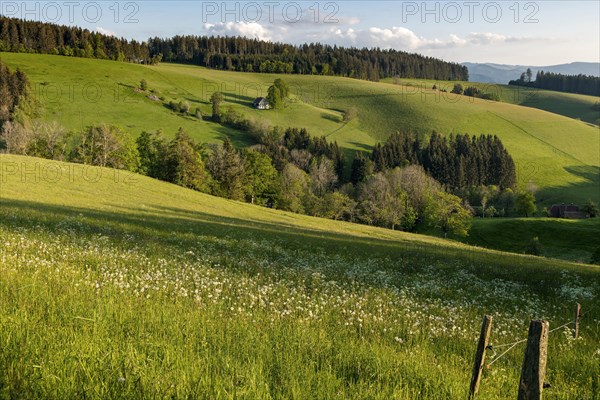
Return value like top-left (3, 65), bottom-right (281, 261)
top-left (485, 303), bottom-right (598, 368)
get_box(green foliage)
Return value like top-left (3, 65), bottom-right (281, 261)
top-left (590, 247), bottom-right (600, 265)
top-left (243, 150), bottom-right (279, 205)
top-left (426, 191), bottom-right (472, 237)
top-left (140, 79), bottom-right (148, 91)
top-left (0, 59), bottom-right (29, 132)
top-left (278, 163), bottom-right (309, 213)
top-left (373, 132), bottom-right (516, 190)
top-left (266, 79), bottom-right (290, 109)
top-left (510, 69), bottom-right (600, 97)
top-left (210, 92), bottom-right (224, 122)
top-left (516, 192), bottom-right (537, 217)
top-left (401, 205), bottom-right (418, 232)
top-left (318, 191), bottom-right (356, 221)
top-left (451, 83), bottom-right (463, 94)
top-left (165, 129), bottom-right (211, 192)
top-left (25, 121), bottom-right (70, 160)
top-left (178, 101), bottom-right (190, 114)
top-left (582, 199), bottom-right (599, 217)
top-left (350, 152), bottom-right (373, 184)
top-left (206, 138), bottom-right (245, 200)
top-left (525, 236), bottom-right (544, 256)
top-left (343, 106), bottom-right (359, 123)
top-left (136, 130), bottom-right (168, 178)
top-left (70, 124), bottom-right (139, 171)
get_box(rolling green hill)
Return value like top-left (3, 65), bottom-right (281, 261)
top-left (1, 52), bottom-right (599, 205)
top-left (383, 77), bottom-right (600, 126)
top-left (0, 154), bottom-right (599, 398)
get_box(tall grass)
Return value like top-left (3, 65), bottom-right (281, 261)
top-left (1, 155), bottom-right (599, 398)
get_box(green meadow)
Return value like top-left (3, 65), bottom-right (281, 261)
top-left (383, 77), bottom-right (600, 126)
top-left (1, 52), bottom-right (599, 205)
top-left (0, 154), bottom-right (599, 399)
top-left (445, 217), bottom-right (600, 264)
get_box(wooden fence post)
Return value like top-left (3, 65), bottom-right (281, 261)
top-left (573, 303), bottom-right (581, 339)
top-left (518, 320), bottom-right (549, 400)
top-left (469, 315), bottom-right (493, 399)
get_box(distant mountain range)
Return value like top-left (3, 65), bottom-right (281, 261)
top-left (462, 62), bottom-right (600, 84)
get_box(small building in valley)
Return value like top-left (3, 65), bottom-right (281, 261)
top-left (549, 204), bottom-right (587, 219)
top-left (253, 97), bottom-right (271, 110)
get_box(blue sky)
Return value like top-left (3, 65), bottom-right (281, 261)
top-left (2, 1), bottom-right (599, 65)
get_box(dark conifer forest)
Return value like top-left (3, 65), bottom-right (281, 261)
top-left (0, 16), bottom-right (468, 81)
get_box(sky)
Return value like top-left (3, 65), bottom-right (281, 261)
top-left (2, 1), bottom-right (599, 65)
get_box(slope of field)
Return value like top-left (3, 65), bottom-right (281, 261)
top-left (383, 77), bottom-right (600, 125)
top-left (456, 218), bottom-right (600, 263)
top-left (0, 154), bottom-right (599, 398)
top-left (1, 53), bottom-right (599, 205)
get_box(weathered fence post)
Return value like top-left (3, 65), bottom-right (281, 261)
top-left (518, 320), bottom-right (549, 400)
top-left (469, 315), bottom-right (493, 399)
top-left (573, 303), bottom-right (581, 339)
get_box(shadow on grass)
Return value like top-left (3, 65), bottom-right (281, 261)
top-left (321, 113), bottom-right (342, 123)
top-left (538, 165), bottom-right (600, 204)
top-left (1, 197), bottom-right (598, 293)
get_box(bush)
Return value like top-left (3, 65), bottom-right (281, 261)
top-left (343, 107), bottom-right (358, 123)
top-left (525, 237), bottom-right (543, 256)
top-left (590, 247), bottom-right (600, 265)
top-left (582, 199), bottom-right (598, 217)
top-left (451, 83), bottom-right (463, 95)
top-left (140, 79), bottom-right (148, 91)
top-left (178, 101), bottom-right (190, 114)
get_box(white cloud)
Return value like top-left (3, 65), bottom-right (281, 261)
top-left (204, 22), bottom-right (273, 41)
top-left (323, 27), bottom-right (547, 51)
top-left (96, 27), bottom-right (116, 37)
top-left (199, 21), bottom-right (547, 55)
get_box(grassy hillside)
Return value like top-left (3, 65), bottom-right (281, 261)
top-left (451, 218), bottom-right (600, 263)
top-left (1, 52), bottom-right (599, 205)
top-left (1, 154), bottom-right (599, 398)
top-left (383, 77), bottom-right (600, 126)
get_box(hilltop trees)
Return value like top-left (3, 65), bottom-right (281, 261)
top-left (0, 17), bottom-right (150, 63)
top-left (509, 70), bottom-right (600, 96)
top-left (0, 16), bottom-right (469, 82)
top-left (147, 35), bottom-right (469, 81)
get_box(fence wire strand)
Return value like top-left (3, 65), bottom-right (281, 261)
top-left (485, 303), bottom-right (598, 367)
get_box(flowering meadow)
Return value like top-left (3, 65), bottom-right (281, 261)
top-left (0, 155), bottom-right (599, 399)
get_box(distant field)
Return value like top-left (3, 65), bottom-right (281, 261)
top-left (448, 217), bottom-right (600, 263)
top-left (383, 77), bottom-right (600, 126)
top-left (1, 53), bottom-right (599, 204)
top-left (1, 154), bottom-right (599, 398)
